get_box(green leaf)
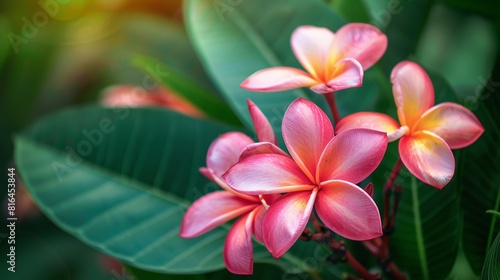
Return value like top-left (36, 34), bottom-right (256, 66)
top-left (14, 107), bottom-right (238, 273)
top-left (373, 0), bottom-right (435, 74)
top-left (126, 263), bottom-right (288, 280)
top-left (132, 55), bottom-right (242, 127)
top-left (458, 61), bottom-right (500, 275)
top-left (441, 0), bottom-right (500, 22)
top-left (329, 0), bottom-right (371, 23)
top-left (104, 14), bottom-right (218, 93)
top-left (389, 176), bottom-right (460, 280)
top-left (480, 231), bottom-right (500, 279)
top-left (185, 0), bottom-right (379, 133)
top-left (487, 210), bottom-right (500, 217)
top-left (0, 16), bottom-right (10, 68)
top-left (14, 106), bottom-right (339, 276)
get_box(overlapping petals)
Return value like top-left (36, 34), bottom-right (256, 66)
top-left (413, 102), bottom-right (484, 149)
top-left (317, 129), bottom-right (388, 184)
top-left (224, 98), bottom-right (387, 258)
top-left (262, 190), bottom-right (318, 258)
top-left (180, 191), bottom-right (260, 238)
top-left (282, 98), bottom-right (333, 181)
top-left (241, 23), bottom-right (387, 94)
top-left (335, 61), bottom-right (484, 189)
top-left (180, 100), bottom-right (279, 275)
top-left (224, 209), bottom-right (259, 274)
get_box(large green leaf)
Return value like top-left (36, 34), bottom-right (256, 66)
top-left (458, 58), bottom-right (500, 275)
top-left (14, 106), bottom-right (340, 277)
top-left (480, 231), bottom-right (500, 279)
top-left (390, 175), bottom-right (460, 280)
top-left (185, 0), bottom-right (380, 133)
top-left (14, 107), bottom-right (237, 273)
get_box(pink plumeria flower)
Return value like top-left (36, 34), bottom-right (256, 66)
top-left (223, 98), bottom-right (387, 258)
top-left (180, 100), bottom-right (281, 275)
top-left (101, 85), bottom-right (205, 118)
top-left (336, 61), bottom-right (484, 189)
top-left (241, 23), bottom-right (387, 94)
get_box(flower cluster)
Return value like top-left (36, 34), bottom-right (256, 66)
top-left (180, 23), bottom-right (484, 275)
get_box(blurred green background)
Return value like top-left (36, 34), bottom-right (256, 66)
top-left (0, 0), bottom-right (498, 279)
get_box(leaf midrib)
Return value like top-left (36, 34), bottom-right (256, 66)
top-left (411, 176), bottom-right (430, 280)
top-left (487, 183), bottom-right (500, 253)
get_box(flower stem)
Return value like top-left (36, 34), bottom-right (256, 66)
top-left (324, 92), bottom-right (341, 124)
top-left (302, 215), bottom-right (379, 279)
top-left (383, 157), bottom-right (403, 230)
top-left (379, 158), bottom-right (407, 280)
top-left (329, 239), bottom-right (378, 280)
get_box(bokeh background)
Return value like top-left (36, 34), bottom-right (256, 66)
top-left (0, 0), bottom-right (498, 279)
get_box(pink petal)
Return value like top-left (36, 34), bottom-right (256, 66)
top-left (329, 23), bottom-right (388, 70)
top-left (310, 58), bottom-right (363, 93)
top-left (206, 132), bottom-right (254, 179)
top-left (414, 102), bottom-right (484, 149)
top-left (399, 131), bottom-right (455, 189)
top-left (335, 112), bottom-right (406, 142)
top-left (223, 154), bottom-right (313, 195)
top-left (391, 61), bottom-right (435, 128)
top-left (239, 142), bottom-right (288, 161)
top-left (101, 85), bottom-right (204, 118)
top-left (282, 98), bottom-right (334, 182)
top-left (180, 191), bottom-right (259, 238)
top-left (252, 205), bottom-right (267, 243)
top-left (224, 210), bottom-right (256, 275)
top-left (263, 190), bottom-right (318, 258)
top-left (247, 99), bottom-right (277, 144)
top-left (291, 25), bottom-right (336, 81)
top-left (317, 129), bottom-right (387, 184)
top-left (240, 67), bottom-right (317, 92)
top-left (316, 180), bottom-right (382, 240)
top-left (363, 182), bottom-right (374, 197)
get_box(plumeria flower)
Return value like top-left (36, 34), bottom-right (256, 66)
top-left (241, 23), bottom-right (387, 94)
top-left (223, 98), bottom-right (387, 258)
top-left (101, 85), bottom-right (204, 118)
top-left (336, 61), bottom-right (484, 189)
top-left (180, 100), bottom-right (280, 275)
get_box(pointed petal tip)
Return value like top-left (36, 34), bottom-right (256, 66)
top-left (331, 23), bottom-right (388, 70)
top-left (316, 180), bottom-right (383, 241)
top-left (415, 102), bottom-right (485, 149)
top-left (223, 213), bottom-right (255, 275)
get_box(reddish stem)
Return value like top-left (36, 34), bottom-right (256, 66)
top-left (329, 239), bottom-right (378, 280)
top-left (383, 157), bottom-right (403, 229)
top-left (324, 92), bottom-right (341, 124)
